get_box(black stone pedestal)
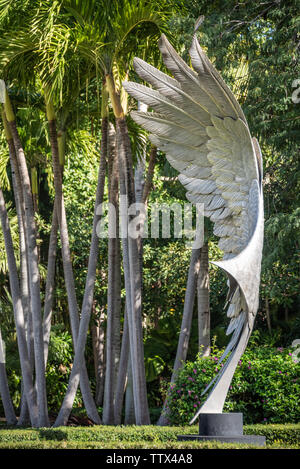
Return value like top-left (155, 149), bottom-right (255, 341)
top-left (177, 413), bottom-right (266, 446)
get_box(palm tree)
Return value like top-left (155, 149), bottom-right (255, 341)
top-left (102, 121), bottom-right (121, 424)
top-left (3, 88), bottom-right (49, 427)
top-left (44, 90), bottom-right (101, 425)
top-left (0, 184), bottom-right (39, 427)
top-left (43, 204), bottom-right (58, 366)
top-left (45, 0), bottom-right (172, 425)
top-left (0, 1), bottom-right (103, 424)
top-left (0, 0), bottom-right (181, 426)
top-left (102, 0), bottom-right (170, 425)
top-left (53, 84), bottom-right (108, 427)
top-left (1, 108), bottom-right (33, 425)
top-left (0, 327), bottom-right (17, 425)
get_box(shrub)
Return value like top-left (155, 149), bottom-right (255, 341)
top-left (0, 424), bottom-right (299, 448)
top-left (165, 346), bottom-right (300, 425)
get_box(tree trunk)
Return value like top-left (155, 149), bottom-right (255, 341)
top-left (106, 74), bottom-right (150, 425)
top-left (198, 243), bottom-right (210, 357)
top-left (0, 328), bottom-right (17, 425)
top-left (4, 91), bottom-right (49, 427)
top-left (114, 308), bottom-right (130, 424)
top-left (116, 116), bottom-right (150, 425)
top-left (141, 146), bottom-right (157, 205)
top-left (265, 298), bottom-right (272, 333)
top-left (157, 247), bottom-right (201, 425)
top-left (0, 186), bottom-right (39, 427)
top-left (31, 166), bottom-right (40, 262)
top-left (9, 126), bottom-right (49, 427)
top-left (124, 355), bottom-right (135, 425)
top-left (43, 202), bottom-right (58, 366)
top-left (92, 307), bottom-right (106, 407)
top-left (52, 104), bottom-right (107, 426)
top-left (103, 123), bottom-right (121, 424)
top-left (43, 123), bottom-right (64, 366)
top-left (1, 114), bottom-right (33, 425)
top-left (134, 102), bottom-right (148, 202)
top-left (11, 168), bottom-right (33, 427)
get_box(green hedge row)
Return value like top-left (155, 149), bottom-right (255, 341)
top-left (0, 423), bottom-right (299, 445)
top-left (0, 440), bottom-right (297, 449)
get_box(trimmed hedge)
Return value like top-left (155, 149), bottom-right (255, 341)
top-left (0, 424), bottom-right (299, 448)
top-left (0, 440), bottom-right (297, 449)
top-left (244, 424), bottom-right (300, 445)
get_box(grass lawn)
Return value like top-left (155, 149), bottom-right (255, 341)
top-left (0, 423), bottom-right (299, 449)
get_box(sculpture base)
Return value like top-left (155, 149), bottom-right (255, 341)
top-left (177, 413), bottom-right (266, 446)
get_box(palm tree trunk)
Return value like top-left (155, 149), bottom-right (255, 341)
top-left (12, 168), bottom-right (34, 426)
top-left (0, 186), bottom-right (39, 427)
top-left (124, 355), bottom-right (135, 425)
top-left (4, 92), bottom-right (49, 427)
top-left (141, 146), bottom-right (157, 205)
top-left (134, 102), bottom-right (147, 301)
top-left (114, 308), bottom-right (130, 424)
top-left (198, 242), bottom-right (210, 356)
top-left (6, 135), bottom-right (31, 347)
top-left (103, 123), bottom-right (121, 424)
top-left (43, 202), bottom-right (58, 366)
top-left (116, 117), bottom-right (150, 425)
top-left (52, 104), bottom-right (108, 427)
top-left (45, 96), bottom-right (100, 425)
top-left (113, 137), bottom-right (156, 425)
top-left (92, 307), bottom-right (106, 406)
top-left (14, 199), bottom-right (33, 426)
top-left (265, 298), bottom-right (272, 333)
top-left (157, 247), bottom-right (201, 425)
top-left (31, 167), bottom-right (40, 263)
top-left (0, 328), bottom-right (17, 425)
top-left (106, 74), bottom-right (150, 424)
top-left (10, 124), bottom-right (48, 427)
top-left (1, 111), bottom-right (33, 425)
top-left (43, 120), bottom-right (66, 366)
top-left (134, 102), bottom-right (148, 202)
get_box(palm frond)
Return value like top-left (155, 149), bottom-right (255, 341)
top-left (66, 128), bottom-right (99, 164)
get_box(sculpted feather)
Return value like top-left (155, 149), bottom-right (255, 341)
top-left (123, 34), bottom-right (264, 422)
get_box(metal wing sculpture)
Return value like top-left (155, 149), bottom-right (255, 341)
top-left (123, 34), bottom-right (264, 422)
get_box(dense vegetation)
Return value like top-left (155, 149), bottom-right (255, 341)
top-left (0, 0), bottom-right (299, 429)
top-left (165, 340), bottom-right (300, 425)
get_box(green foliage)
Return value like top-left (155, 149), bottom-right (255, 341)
top-left (0, 326), bottom-right (84, 415)
top-left (144, 355), bottom-right (165, 383)
top-left (0, 423), bottom-right (299, 449)
top-left (165, 346), bottom-right (300, 425)
top-left (262, 208), bottom-right (300, 310)
top-left (47, 326), bottom-right (73, 365)
top-left (62, 145), bottom-right (108, 312)
top-left (46, 326), bottom-right (84, 411)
